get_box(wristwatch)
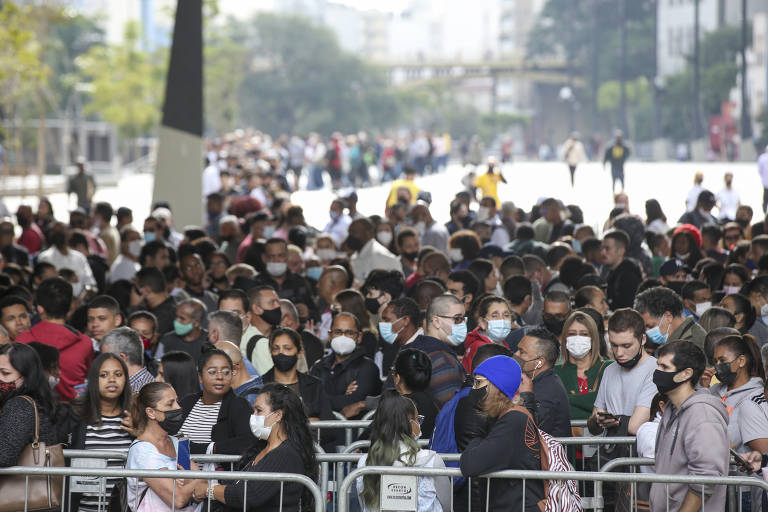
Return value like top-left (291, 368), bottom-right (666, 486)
top-left (208, 485), bottom-right (215, 501)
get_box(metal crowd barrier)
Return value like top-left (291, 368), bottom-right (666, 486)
top-left (0, 466), bottom-right (323, 512)
top-left (336, 465), bottom-right (768, 512)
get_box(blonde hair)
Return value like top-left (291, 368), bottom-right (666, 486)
top-left (560, 311), bottom-right (603, 368)
top-left (481, 381), bottom-right (514, 419)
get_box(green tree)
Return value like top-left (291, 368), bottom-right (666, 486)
top-left (0, 1), bottom-right (50, 168)
top-left (76, 22), bottom-right (164, 159)
top-left (234, 13), bottom-right (398, 135)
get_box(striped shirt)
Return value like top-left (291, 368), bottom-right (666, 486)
top-left (128, 367), bottom-right (155, 394)
top-left (179, 399), bottom-right (222, 444)
top-left (77, 415), bottom-right (133, 512)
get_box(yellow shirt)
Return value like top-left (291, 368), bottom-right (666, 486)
top-left (387, 179), bottom-right (421, 207)
top-left (474, 172), bottom-right (502, 207)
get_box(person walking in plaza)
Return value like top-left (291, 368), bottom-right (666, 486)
top-left (758, 144), bottom-right (768, 213)
top-left (564, 132), bottom-right (587, 187)
top-left (68, 157), bottom-right (96, 212)
top-left (603, 131), bottom-right (630, 193)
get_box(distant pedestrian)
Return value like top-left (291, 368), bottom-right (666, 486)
top-left (68, 157), bottom-right (96, 213)
top-left (563, 132), bottom-right (587, 187)
top-left (758, 145), bottom-right (768, 213)
top-left (603, 132), bottom-right (630, 193)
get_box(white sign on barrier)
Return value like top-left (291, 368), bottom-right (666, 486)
top-left (69, 458), bottom-right (107, 494)
top-left (380, 474), bottom-right (417, 511)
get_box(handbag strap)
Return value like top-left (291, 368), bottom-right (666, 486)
top-left (18, 395), bottom-right (40, 447)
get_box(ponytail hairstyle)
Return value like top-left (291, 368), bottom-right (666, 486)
top-left (361, 390), bottom-right (420, 508)
top-left (715, 334), bottom-right (766, 381)
top-left (130, 382), bottom-right (173, 435)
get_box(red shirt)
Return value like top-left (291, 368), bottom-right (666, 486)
top-left (16, 321), bottom-right (94, 402)
top-left (17, 225), bottom-right (44, 254)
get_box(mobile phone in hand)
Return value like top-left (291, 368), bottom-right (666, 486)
top-left (731, 448), bottom-right (754, 474)
top-left (177, 438), bottom-right (190, 470)
top-left (597, 411), bottom-right (617, 421)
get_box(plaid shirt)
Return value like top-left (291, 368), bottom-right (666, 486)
top-left (129, 367), bottom-right (155, 394)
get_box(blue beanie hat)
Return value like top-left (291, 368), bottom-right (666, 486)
top-left (474, 355), bottom-right (522, 401)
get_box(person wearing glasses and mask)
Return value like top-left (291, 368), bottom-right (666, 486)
top-left (178, 348), bottom-right (255, 454)
top-left (356, 390), bottom-right (450, 512)
top-left (386, 295), bottom-right (466, 407)
top-left (513, 327), bottom-right (571, 437)
top-left (310, 313), bottom-right (381, 419)
top-left (462, 295), bottom-right (513, 373)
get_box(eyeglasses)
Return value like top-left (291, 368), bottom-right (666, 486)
top-left (411, 415), bottom-right (425, 426)
top-left (329, 329), bottom-right (359, 338)
top-left (472, 377), bottom-right (488, 388)
top-left (437, 314), bottom-right (466, 324)
top-left (182, 263), bottom-right (203, 271)
top-left (204, 368), bottom-right (232, 377)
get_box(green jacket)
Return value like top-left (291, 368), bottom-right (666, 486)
top-left (554, 359), bottom-right (614, 420)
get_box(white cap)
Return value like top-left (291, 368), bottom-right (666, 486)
top-left (151, 207), bottom-right (172, 222)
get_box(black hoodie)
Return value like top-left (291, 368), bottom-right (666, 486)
top-left (606, 258), bottom-right (642, 310)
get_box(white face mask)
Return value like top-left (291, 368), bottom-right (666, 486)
top-left (266, 262), bottom-right (287, 277)
top-left (566, 335), bottom-right (592, 359)
top-left (376, 231), bottom-right (393, 246)
top-left (414, 221), bottom-right (426, 236)
top-left (330, 335), bottom-right (357, 356)
top-left (477, 206), bottom-right (490, 221)
top-left (128, 239), bottom-right (143, 258)
top-left (316, 248), bottom-right (336, 261)
top-left (722, 286), bottom-right (741, 296)
top-left (449, 247), bottom-right (464, 263)
top-left (694, 301), bottom-right (712, 317)
top-left (48, 375), bottom-right (59, 389)
top-left (249, 411), bottom-right (277, 441)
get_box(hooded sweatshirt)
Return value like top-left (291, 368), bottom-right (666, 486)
top-left (650, 389), bottom-right (729, 511)
top-left (356, 446), bottom-right (450, 512)
top-left (711, 376), bottom-right (768, 452)
top-left (16, 321), bottom-right (93, 401)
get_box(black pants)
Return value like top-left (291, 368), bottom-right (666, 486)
top-left (568, 165), bottom-right (577, 186)
top-left (763, 187), bottom-right (768, 214)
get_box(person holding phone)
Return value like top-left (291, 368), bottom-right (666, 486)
top-left (126, 382), bottom-right (200, 511)
top-left (70, 353), bottom-right (135, 512)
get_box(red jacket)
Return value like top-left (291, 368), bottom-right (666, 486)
top-left (16, 321), bottom-right (94, 402)
top-left (462, 327), bottom-right (509, 374)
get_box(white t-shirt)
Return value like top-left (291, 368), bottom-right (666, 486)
top-left (594, 356), bottom-right (657, 416)
top-left (716, 186), bottom-right (740, 220)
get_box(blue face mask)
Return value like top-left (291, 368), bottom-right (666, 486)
top-left (645, 316), bottom-right (669, 345)
top-left (378, 319), bottom-right (403, 344)
top-left (263, 225), bottom-right (275, 238)
top-left (486, 319), bottom-right (511, 342)
top-left (306, 266), bottom-right (323, 281)
top-left (446, 321), bottom-right (468, 346)
top-left (144, 232), bottom-right (156, 243)
top-left (572, 238), bottom-right (582, 254)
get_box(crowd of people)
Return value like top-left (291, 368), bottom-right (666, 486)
top-left (2, 138), bottom-right (768, 511)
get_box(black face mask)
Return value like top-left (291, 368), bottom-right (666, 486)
top-left (666, 281), bottom-right (685, 295)
top-left (652, 369), bottom-right (685, 393)
top-left (261, 306), bottom-right (282, 326)
top-left (542, 314), bottom-right (565, 336)
top-left (736, 218), bottom-right (750, 228)
top-left (617, 345), bottom-right (644, 369)
top-left (157, 408), bottom-right (185, 435)
top-left (272, 353), bottom-right (298, 372)
top-left (346, 236), bottom-right (364, 251)
top-left (402, 251), bottom-right (418, 261)
top-left (469, 386), bottom-right (487, 409)
top-left (365, 297), bottom-right (381, 315)
top-left (715, 361), bottom-right (737, 387)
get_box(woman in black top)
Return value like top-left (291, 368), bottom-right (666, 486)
top-left (460, 355), bottom-right (545, 512)
top-left (192, 383), bottom-right (318, 511)
top-left (392, 348), bottom-right (439, 439)
top-left (178, 348), bottom-right (255, 454)
top-left (0, 343), bottom-right (62, 466)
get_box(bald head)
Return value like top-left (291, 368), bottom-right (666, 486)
top-left (348, 218), bottom-right (374, 245)
top-left (422, 252), bottom-right (450, 281)
top-left (413, 279), bottom-right (446, 312)
top-left (217, 340), bottom-right (243, 364)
